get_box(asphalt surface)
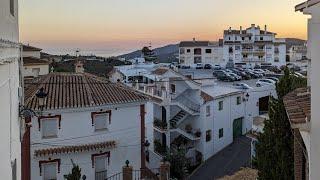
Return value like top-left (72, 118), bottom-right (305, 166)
top-left (188, 136), bottom-right (252, 180)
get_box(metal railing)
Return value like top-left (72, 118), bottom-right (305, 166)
top-left (96, 170), bottom-right (108, 180)
top-left (106, 172), bottom-right (122, 180)
top-left (174, 94), bottom-right (200, 113)
top-left (133, 168), bottom-right (160, 180)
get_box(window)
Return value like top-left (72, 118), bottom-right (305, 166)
top-left (194, 56), bottom-right (201, 63)
top-left (42, 118), bottom-right (58, 138)
top-left (218, 101), bottom-right (223, 111)
top-left (219, 128), bottom-right (224, 138)
top-left (249, 37), bottom-right (251, 40)
top-left (242, 37), bottom-right (245, 41)
top-left (180, 48), bottom-right (185, 54)
top-left (206, 105), bottom-right (210, 116)
top-left (260, 37), bottom-right (263, 41)
top-left (170, 84), bottom-right (176, 94)
top-left (205, 49), bottom-right (212, 54)
top-left (194, 48), bottom-right (202, 55)
top-left (43, 163), bottom-right (57, 180)
top-left (229, 47), bottom-right (233, 53)
top-left (12, 159), bottom-right (16, 180)
top-left (95, 155), bottom-right (108, 179)
top-left (206, 130), bottom-right (212, 142)
top-left (94, 113), bottom-right (109, 131)
top-left (237, 96), bottom-right (241, 105)
top-left (10, 0), bottom-right (14, 16)
top-left (187, 49), bottom-right (191, 53)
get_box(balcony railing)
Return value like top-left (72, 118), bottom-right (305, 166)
top-left (96, 170), bottom-right (108, 180)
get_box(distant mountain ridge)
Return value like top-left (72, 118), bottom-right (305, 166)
top-left (118, 38), bottom-right (306, 63)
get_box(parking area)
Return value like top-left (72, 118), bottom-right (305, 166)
top-left (179, 68), bottom-right (265, 88)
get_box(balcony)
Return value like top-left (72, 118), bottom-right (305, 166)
top-left (95, 170), bottom-right (108, 180)
top-left (153, 118), bottom-right (168, 132)
top-left (154, 139), bottom-right (167, 156)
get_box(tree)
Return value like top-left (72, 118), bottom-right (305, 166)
top-left (165, 148), bottom-right (190, 179)
top-left (255, 68), bottom-right (307, 180)
top-left (64, 159), bottom-right (82, 180)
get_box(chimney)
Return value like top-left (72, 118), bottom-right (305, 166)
top-left (75, 60), bottom-right (84, 73)
top-left (240, 26), bottom-right (242, 34)
top-left (193, 38), bottom-right (196, 42)
top-left (228, 27), bottom-right (232, 33)
top-left (264, 25), bottom-right (267, 34)
top-left (251, 24), bottom-right (255, 28)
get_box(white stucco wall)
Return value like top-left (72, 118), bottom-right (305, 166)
top-left (0, 0), bottom-right (21, 179)
top-left (23, 64), bottom-right (49, 77)
top-left (22, 51), bottom-right (41, 59)
top-left (30, 104), bottom-right (144, 179)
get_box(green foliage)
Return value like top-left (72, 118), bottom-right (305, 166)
top-left (64, 160), bottom-right (82, 180)
top-left (255, 67), bottom-right (307, 180)
top-left (165, 148), bottom-right (190, 179)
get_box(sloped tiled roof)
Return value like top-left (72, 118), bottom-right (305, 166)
top-left (201, 91), bottom-right (214, 103)
top-left (179, 41), bottom-right (210, 47)
top-left (34, 140), bottom-right (116, 157)
top-left (151, 68), bottom-right (168, 75)
top-left (24, 73), bottom-right (148, 110)
top-left (283, 87), bottom-right (311, 124)
top-left (23, 45), bottom-right (42, 51)
top-left (296, 0), bottom-right (320, 11)
top-left (23, 57), bottom-right (50, 66)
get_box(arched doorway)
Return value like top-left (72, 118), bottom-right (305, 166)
top-left (233, 117), bottom-right (243, 139)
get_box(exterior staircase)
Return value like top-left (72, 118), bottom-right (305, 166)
top-left (170, 110), bottom-right (187, 128)
top-left (172, 94), bottom-right (200, 115)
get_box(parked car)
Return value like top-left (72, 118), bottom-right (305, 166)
top-left (181, 65), bottom-right (191, 69)
top-left (217, 73), bottom-right (235, 82)
top-left (256, 79), bottom-right (276, 87)
top-left (196, 63), bottom-right (204, 69)
top-left (213, 65), bottom-right (222, 70)
top-left (204, 64), bottom-right (212, 69)
top-left (228, 72), bottom-right (242, 81)
top-left (213, 70), bottom-right (227, 77)
top-left (245, 70), bottom-right (260, 78)
top-left (266, 77), bottom-right (279, 82)
top-left (233, 83), bottom-right (252, 90)
top-left (253, 69), bottom-right (265, 76)
top-left (294, 72), bottom-right (305, 78)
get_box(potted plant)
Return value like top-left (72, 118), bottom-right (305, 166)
top-left (185, 124), bottom-right (192, 133)
top-left (195, 130), bottom-right (201, 137)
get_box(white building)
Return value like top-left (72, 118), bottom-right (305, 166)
top-left (223, 24), bottom-right (286, 68)
top-left (22, 45), bottom-right (50, 77)
top-left (0, 0), bottom-right (22, 179)
top-left (288, 44), bottom-right (308, 62)
top-left (133, 67), bottom-right (254, 169)
top-left (179, 40), bottom-right (224, 67)
top-left (25, 72), bottom-right (149, 180)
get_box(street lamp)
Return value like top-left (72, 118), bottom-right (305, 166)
top-left (35, 87), bottom-right (47, 111)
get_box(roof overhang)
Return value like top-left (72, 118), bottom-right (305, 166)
top-left (295, 0), bottom-right (320, 12)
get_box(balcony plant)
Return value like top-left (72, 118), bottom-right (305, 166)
top-left (153, 118), bottom-right (167, 130)
top-left (185, 124), bottom-right (192, 133)
top-left (154, 139), bottom-right (166, 156)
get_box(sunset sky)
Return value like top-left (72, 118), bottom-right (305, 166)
top-left (19, 0), bottom-right (307, 56)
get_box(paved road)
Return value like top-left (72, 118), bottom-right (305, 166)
top-left (189, 136), bottom-right (252, 180)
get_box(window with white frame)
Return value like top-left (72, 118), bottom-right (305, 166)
top-left (42, 118), bottom-right (58, 138)
top-left (94, 113), bottom-right (109, 131)
top-left (95, 155), bottom-right (108, 179)
top-left (10, 0), bottom-right (14, 16)
top-left (236, 96), bottom-right (242, 105)
top-left (206, 105), bottom-right (210, 116)
top-left (42, 163), bottom-right (57, 180)
top-left (218, 101), bottom-right (223, 111)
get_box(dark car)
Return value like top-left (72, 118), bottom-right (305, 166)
top-left (204, 64), bottom-right (212, 69)
top-left (217, 73), bottom-right (235, 82)
top-left (213, 70), bottom-right (226, 77)
top-left (181, 65), bottom-right (191, 69)
top-left (245, 70), bottom-right (260, 79)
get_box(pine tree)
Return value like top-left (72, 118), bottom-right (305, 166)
top-left (255, 68), bottom-right (307, 180)
top-left (64, 159), bottom-right (82, 180)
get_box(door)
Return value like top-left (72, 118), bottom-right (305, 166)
top-left (233, 117), bottom-right (243, 139)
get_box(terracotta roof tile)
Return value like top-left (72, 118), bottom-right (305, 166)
top-left (34, 141), bottom-right (116, 157)
top-left (283, 87), bottom-right (310, 124)
top-left (25, 73), bottom-right (148, 110)
top-left (201, 91), bottom-right (214, 103)
top-left (23, 45), bottom-right (42, 51)
top-left (151, 68), bottom-right (168, 75)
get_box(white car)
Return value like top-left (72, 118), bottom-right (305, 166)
top-left (253, 69), bottom-right (265, 76)
top-left (256, 79), bottom-right (276, 87)
top-left (266, 77), bottom-right (279, 82)
top-left (233, 83), bottom-right (252, 89)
